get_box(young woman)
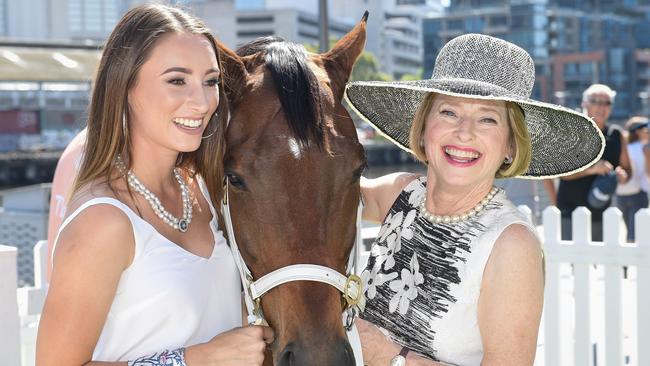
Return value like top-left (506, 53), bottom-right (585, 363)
top-left (36, 5), bottom-right (272, 365)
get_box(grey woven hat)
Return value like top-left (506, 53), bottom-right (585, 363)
top-left (345, 33), bottom-right (605, 179)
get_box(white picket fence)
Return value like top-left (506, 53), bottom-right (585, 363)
top-left (541, 207), bottom-right (650, 366)
top-left (1, 207), bottom-right (649, 366)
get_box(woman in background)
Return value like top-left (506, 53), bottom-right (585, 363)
top-left (616, 116), bottom-right (650, 242)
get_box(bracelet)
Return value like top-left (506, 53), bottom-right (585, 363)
top-left (127, 348), bottom-right (187, 366)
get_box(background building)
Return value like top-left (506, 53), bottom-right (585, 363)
top-left (0, 0), bottom-right (128, 42)
top-left (424, 0), bottom-right (650, 120)
top-left (332, 0), bottom-right (442, 80)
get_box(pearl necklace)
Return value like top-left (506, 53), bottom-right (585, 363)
top-left (115, 155), bottom-right (192, 233)
top-left (419, 186), bottom-right (500, 224)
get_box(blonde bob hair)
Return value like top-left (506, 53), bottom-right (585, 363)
top-left (408, 93), bottom-right (532, 178)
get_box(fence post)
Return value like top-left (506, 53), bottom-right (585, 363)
top-left (602, 208), bottom-right (623, 366)
top-left (17, 240), bottom-right (49, 317)
top-left (0, 245), bottom-right (22, 366)
top-left (542, 206), bottom-right (561, 366)
top-left (518, 205), bottom-right (533, 223)
top-left (636, 209), bottom-right (650, 366)
top-left (573, 207), bottom-right (592, 366)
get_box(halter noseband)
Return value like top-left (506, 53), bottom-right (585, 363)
top-left (220, 182), bottom-right (365, 329)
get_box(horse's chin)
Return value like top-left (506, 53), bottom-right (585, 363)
top-left (273, 338), bottom-right (355, 366)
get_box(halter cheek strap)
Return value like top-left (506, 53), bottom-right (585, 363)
top-left (220, 182), bottom-right (366, 327)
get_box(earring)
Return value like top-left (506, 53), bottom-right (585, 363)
top-left (201, 112), bottom-right (219, 139)
top-left (504, 155), bottom-right (513, 165)
top-left (122, 111), bottom-right (128, 141)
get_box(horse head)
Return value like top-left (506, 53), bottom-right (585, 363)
top-left (218, 14), bottom-right (367, 366)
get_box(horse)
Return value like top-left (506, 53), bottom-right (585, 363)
top-left (217, 14), bottom-right (368, 366)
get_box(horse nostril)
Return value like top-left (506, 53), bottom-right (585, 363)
top-left (278, 343), bottom-right (296, 366)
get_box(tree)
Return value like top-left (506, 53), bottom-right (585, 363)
top-left (305, 41), bottom-right (392, 82)
top-left (350, 51), bottom-right (392, 82)
top-left (399, 68), bottom-right (424, 81)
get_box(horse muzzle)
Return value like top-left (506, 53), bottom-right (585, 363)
top-left (277, 337), bottom-right (356, 366)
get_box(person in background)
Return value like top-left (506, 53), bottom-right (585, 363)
top-left (546, 84), bottom-right (631, 241)
top-left (345, 34), bottom-right (603, 365)
top-left (36, 4), bottom-right (272, 365)
top-left (616, 116), bottom-right (650, 242)
top-left (46, 128), bottom-right (86, 279)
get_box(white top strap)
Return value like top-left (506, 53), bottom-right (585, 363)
top-left (52, 197), bottom-right (135, 263)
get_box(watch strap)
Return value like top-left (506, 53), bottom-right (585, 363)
top-left (399, 346), bottom-right (410, 358)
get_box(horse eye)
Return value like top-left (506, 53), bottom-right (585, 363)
top-left (226, 172), bottom-right (246, 189)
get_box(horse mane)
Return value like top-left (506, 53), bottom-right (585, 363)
top-left (236, 37), bottom-right (324, 148)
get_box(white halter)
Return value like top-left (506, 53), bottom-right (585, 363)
top-left (220, 182), bottom-right (366, 330)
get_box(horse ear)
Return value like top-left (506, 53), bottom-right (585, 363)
top-left (217, 40), bottom-right (247, 107)
top-left (322, 11), bottom-right (368, 100)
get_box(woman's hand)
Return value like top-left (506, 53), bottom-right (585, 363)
top-left (357, 319), bottom-right (445, 366)
top-left (185, 325), bottom-right (274, 366)
top-left (356, 319), bottom-right (400, 366)
top-left (614, 165), bottom-right (629, 183)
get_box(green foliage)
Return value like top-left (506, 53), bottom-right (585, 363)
top-left (399, 68), bottom-right (424, 81)
top-left (351, 52), bottom-right (392, 82)
top-left (304, 40), bottom-right (392, 82)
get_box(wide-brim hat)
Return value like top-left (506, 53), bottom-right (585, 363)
top-left (344, 33), bottom-right (605, 179)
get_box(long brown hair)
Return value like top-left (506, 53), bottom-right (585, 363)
top-left (73, 4), bottom-right (228, 205)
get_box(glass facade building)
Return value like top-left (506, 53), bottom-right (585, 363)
top-left (423, 0), bottom-right (650, 120)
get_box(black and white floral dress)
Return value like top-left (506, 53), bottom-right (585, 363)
top-left (360, 177), bottom-right (536, 366)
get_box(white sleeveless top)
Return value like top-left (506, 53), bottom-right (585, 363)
top-left (361, 177), bottom-right (537, 365)
top-left (616, 141), bottom-right (650, 195)
top-left (53, 179), bottom-right (242, 361)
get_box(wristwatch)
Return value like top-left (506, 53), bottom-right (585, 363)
top-left (390, 346), bottom-right (409, 366)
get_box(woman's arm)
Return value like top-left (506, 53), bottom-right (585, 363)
top-left (560, 159), bottom-right (613, 181)
top-left (644, 144), bottom-right (650, 177)
top-left (478, 224), bottom-right (544, 366)
top-left (541, 179), bottom-right (557, 206)
top-left (361, 173), bottom-right (420, 223)
top-left (36, 204), bottom-right (135, 366)
top-left (36, 204), bottom-right (273, 366)
top-left (616, 135), bottom-right (632, 183)
top-left (356, 319), bottom-right (447, 366)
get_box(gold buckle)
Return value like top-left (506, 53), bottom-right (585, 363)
top-left (343, 274), bottom-right (363, 307)
top-left (252, 298), bottom-right (264, 325)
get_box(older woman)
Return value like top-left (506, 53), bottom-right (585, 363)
top-left (345, 34), bottom-right (603, 365)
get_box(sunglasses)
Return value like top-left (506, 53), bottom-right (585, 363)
top-left (588, 99), bottom-right (612, 106)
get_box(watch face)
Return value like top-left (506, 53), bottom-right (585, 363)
top-left (390, 355), bottom-right (406, 366)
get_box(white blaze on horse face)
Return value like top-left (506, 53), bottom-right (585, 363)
top-left (288, 138), bottom-right (304, 159)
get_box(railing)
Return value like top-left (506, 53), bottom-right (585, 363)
top-left (542, 207), bottom-right (650, 366)
top-left (0, 240), bottom-right (47, 366)
top-left (2, 207), bottom-right (649, 366)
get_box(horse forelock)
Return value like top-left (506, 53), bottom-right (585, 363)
top-left (236, 38), bottom-right (325, 149)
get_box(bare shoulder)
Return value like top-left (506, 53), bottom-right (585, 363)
top-left (55, 182), bottom-right (134, 270)
top-left (492, 224), bottom-right (542, 263)
top-left (485, 223), bottom-right (543, 284)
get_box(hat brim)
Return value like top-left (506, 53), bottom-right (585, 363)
top-left (345, 79), bottom-right (605, 179)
